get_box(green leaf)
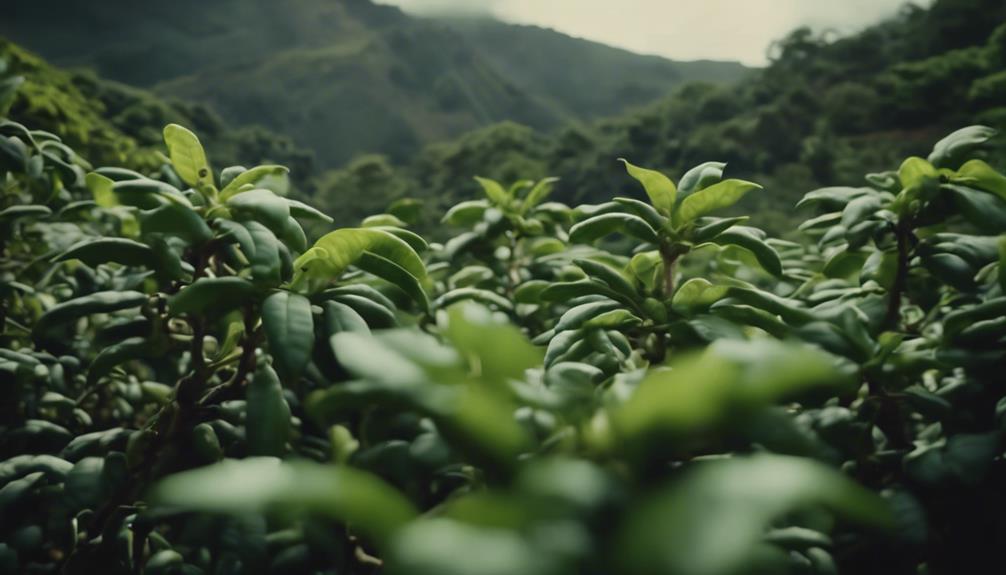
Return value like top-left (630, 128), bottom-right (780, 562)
top-left (139, 203), bottom-right (213, 245)
top-left (574, 258), bottom-right (639, 303)
top-left (474, 176), bottom-right (510, 208)
top-left (0, 205), bottom-right (51, 222)
top-left (356, 251), bottom-right (430, 311)
top-left (262, 291), bottom-right (315, 383)
top-left (330, 294), bottom-right (398, 329)
top-left (33, 291), bottom-right (148, 341)
top-left (944, 184), bottom-right (1006, 233)
top-left (329, 331), bottom-right (430, 387)
top-left (513, 280), bottom-right (550, 304)
top-left (674, 179), bottom-right (761, 226)
top-left (520, 177), bottom-right (559, 214)
top-left (614, 339), bottom-right (854, 445)
top-left (442, 200), bottom-right (489, 226)
top-left (86, 337), bottom-right (150, 387)
top-left (288, 199), bottom-right (334, 224)
top-left (840, 194), bottom-right (884, 229)
top-left (796, 187), bottom-right (870, 210)
top-left (555, 300), bottom-right (622, 332)
top-left (616, 455), bottom-right (892, 575)
top-left (671, 278), bottom-right (730, 315)
top-left (692, 216), bottom-right (749, 242)
top-left (582, 309), bottom-right (643, 329)
top-left (292, 228), bottom-right (426, 293)
top-left (822, 247), bottom-right (868, 280)
top-left (219, 165), bottom-right (289, 201)
top-left (612, 197), bottom-right (667, 229)
top-left (954, 159), bottom-right (1006, 200)
top-left (999, 236), bottom-right (1006, 294)
top-left (539, 280), bottom-right (626, 305)
top-left (898, 157), bottom-right (938, 190)
top-left (717, 286), bottom-right (815, 326)
top-left (56, 238), bottom-right (153, 268)
top-left (323, 300), bottom-right (371, 336)
top-left (434, 288), bottom-right (513, 312)
top-left (242, 221), bottom-right (283, 285)
top-left (112, 178), bottom-right (189, 209)
top-left (619, 159), bottom-right (676, 216)
top-left (168, 277), bottom-right (257, 317)
top-left (92, 167), bottom-right (146, 182)
top-left (569, 213), bottom-right (659, 244)
top-left (246, 363), bottom-right (291, 457)
top-left (150, 458), bottom-right (417, 547)
top-left (678, 161), bottom-right (726, 198)
top-left (443, 303), bottom-right (543, 384)
top-left (927, 125), bottom-right (997, 168)
top-left (226, 189), bottom-right (291, 234)
top-left (362, 213), bottom-right (408, 228)
top-left (711, 226), bottom-right (783, 276)
top-left (388, 519), bottom-right (553, 575)
top-left (86, 172), bottom-right (118, 208)
top-left (861, 249), bottom-right (901, 289)
top-left (163, 124), bottom-right (212, 189)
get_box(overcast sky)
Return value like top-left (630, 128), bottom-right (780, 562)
top-left (378, 0), bottom-right (922, 66)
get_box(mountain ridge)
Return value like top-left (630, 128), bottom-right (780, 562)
top-left (2, 0), bottom-right (749, 167)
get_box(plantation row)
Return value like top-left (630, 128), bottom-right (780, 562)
top-left (1, 110), bottom-right (1005, 575)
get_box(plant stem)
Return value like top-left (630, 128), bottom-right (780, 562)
top-left (660, 247), bottom-right (679, 299)
top-left (884, 222), bottom-right (911, 330)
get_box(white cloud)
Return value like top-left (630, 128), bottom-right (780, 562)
top-left (378, 0), bottom-right (922, 65)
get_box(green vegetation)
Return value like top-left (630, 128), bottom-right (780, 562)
top-left (311, 0), bottom-right (1006, 234)
top-left (1, 0), bottom-right (747, 169)
top-left (3, 34), bottom-right (1006, 571)
top-left (0, 39), bottom-right (315, 186)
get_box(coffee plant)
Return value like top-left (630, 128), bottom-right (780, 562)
top-left (2, 91), bottom-right (1005, 574)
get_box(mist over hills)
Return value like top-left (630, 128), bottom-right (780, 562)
top-left (2, 0), bottom-right (749, 168)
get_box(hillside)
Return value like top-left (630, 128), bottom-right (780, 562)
top-left (2, 0), bottom-right (748, 167)
top-left (436, 17), bottom-right (751, 121)
top-left (0, 39), bottom-right (315, 181)
top-left (313, 0), bottom-right (1006, 234)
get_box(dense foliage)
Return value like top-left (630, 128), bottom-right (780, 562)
top-left (3, 40), bottom-right (1006, 573)
top-left (0, 39), bottom-right (315, 187)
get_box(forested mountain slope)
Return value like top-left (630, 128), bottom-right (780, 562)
top-left (313, 0), bottom-right (1006, 233)
top-left (2, 0), bottom-right (748, 167)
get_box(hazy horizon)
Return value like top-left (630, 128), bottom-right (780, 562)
top-left (378, 0), bottom-right (927, 66)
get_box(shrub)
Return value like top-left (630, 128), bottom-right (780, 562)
top-left (2, 100), bottom-right (1005, 573)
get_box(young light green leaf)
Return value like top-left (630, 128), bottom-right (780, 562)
top-left (620, 159), bottom-right (676, 216)
top-left (86, 172), bottom-right (117, 208)
top-left (674, 179), bottom-right (761, 226)
top-left (291, 228), bottom-right (426, 293)
top-left (898, 157), bottom-right (938, 190)
top-left (520, 177), bottom-right (559, 214)
top-left (474, 176), bottom-right (510, 207)
top-left (954, 159), bottom-right (1006, 200)
top-left (163, 124), bottom-right (212, 189)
